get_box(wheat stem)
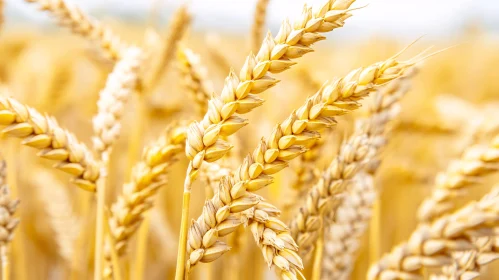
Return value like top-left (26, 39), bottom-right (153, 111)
top-left (1, 245), bottom-right (8, 280)
top-left (312, 228), bottom-right (324, 280)
top-left (175, 190), bottom-right (191, 280)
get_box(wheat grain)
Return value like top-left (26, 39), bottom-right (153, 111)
top-left (0, 160), bottom-right (19, 246)
top-left (103, 124), bottom-right (186, 278)
top-left (177, 48), bottom-right (214, 116)
top-left (368, 187), bottom-right (499, 280)
top-left (23, 0), bottom-right (127, 61)
top-left (0, 94), bottom-right (99, 192)
top-left (92, 47), bottom-right (142, 161)
top-left (250, 0), bottom-right (271, 53)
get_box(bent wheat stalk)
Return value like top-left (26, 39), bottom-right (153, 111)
top-left (23, 0), bottom-right (127, 60)
top-left (176, 1), bottom-right (359, 277)
top-left (0, 94), bottom-right (99, 191)
top-left (186, 53), bottom-right (416, 278)
top-left (103, 124), bottom-right (187, 279)
top-left (368, 187), bottom-right (499, 280)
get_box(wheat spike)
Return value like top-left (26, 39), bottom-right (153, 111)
top-left (291, 74), bottom-right (413, 258)
top-left (368, 187), bottom-right (499, 280)
top-left (144, 4), bottom-right (191, 90)
top-left (183, 0), bottom-right (359, 185)
top-left (92, 47), bottom-right (142, 161)
top-left (250, 0), bottom-right (271, 53)
top-left (320, 77), bottom-right (413, 279)
top-left (417, 134), bottom-right (499, 223)
top-left (0, 94), bottom-right (99, 192)
top-left (186, 54), bottom-right (416, 278)
top-left (0, 160), bottom-right (19, 246)
top-left (103, 124), bottom-right (187, 278)
top-left (23, 0), bottom-right (127, 60)
top-left (177, 48), bottom-right (214, 116)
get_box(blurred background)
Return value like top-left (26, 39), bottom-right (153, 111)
top-left (2, 0), bottom-right (499, 279)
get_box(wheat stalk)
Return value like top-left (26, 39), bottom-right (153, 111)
top-left (0, 94), bottom-right (99, 191)
top-left (176, 2), bottom-right (359, 277)
top-left (368, 187), bottom-right (499, 280)
top-left (250, 0), bottom-right (271, 53)
top-left (23, 0), bottom-right (127, 60)
top-left (186, 53), bottom-right (416, 279)
top-left (102, 124), bottom-right (187, 279)
top-left (177, 47), bottom-right (214, 116)
top-left (0, 159), bottom-right (19, 280)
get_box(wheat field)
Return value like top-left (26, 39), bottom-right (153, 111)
top-left (0, 0), bottom-right (499, 279)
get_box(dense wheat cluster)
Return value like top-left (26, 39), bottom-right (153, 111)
top-left (0, 0), bottom-right (498, 279)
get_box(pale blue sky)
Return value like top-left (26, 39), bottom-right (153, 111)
top-left (7, 0), bottom-right (499, 39)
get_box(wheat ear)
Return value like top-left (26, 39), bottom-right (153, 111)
top-left (368, 186), bottom-right (499, 280)
top-left (186, 54), bottom-right (415, 279)
top-left (290, 74), bottom-right (413, 258)
top-left (250, 0), bottom-right (271, 53)
top-left (0, 94), bottom-right (99, 191)
top-left (35, 170), bottom-right (80, 268)
top-left (320, 78), bottom-right (413, 279)
top-left (417, 134), bottom-right (499, 222)
top-left (102, 124), bottom-right (186, 279)
top-left (92, 46), bottom-right (142, 160)
top-left (23, 0), bottom-right (127, 60)
top-left (176, 2), bottom-right (358, 277)
top-left (177, 48), bottom-right (214, 116)
top-left (144, 4), bottom-right (191, 90)
top-left (0, 159), bottom-right (19, 280)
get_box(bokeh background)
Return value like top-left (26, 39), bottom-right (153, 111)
top-left (2, 0), bottom-right (499, 279)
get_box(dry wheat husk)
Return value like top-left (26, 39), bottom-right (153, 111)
top-left (186, 53), bottom-right (416, 278)
top-left (103, 124), bottom-right (187, 278)
top-left (0, 94), bottom-right (99, 192)
top-left (24, 0), bottom-right (127, 60)
top-left (184, 0), bottom-right (358, 185)
top-left (368, 187), bottom-right (499, 280)
top-left (92, 47), bottom-right (142, 161)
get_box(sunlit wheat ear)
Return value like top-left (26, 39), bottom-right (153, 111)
top-left (103, 124), bottom-right (186, 279)
top-left (177, 48), bottom-right (214, 116)
top-left (320, 77), bottom-right (414, 279)
top-left (417, 134), bottom-right (499, 223)
top-left (23, 0), bottom-right (127, 61)
top-left (250, 0), bottom-right (271, 53)
top-left (186, 51), bottom-right (416, 278)
top-left (92, 47), bottom-right (143, 161)
top-left (368, 186), bottom-right (499, 280)
top-left (0, 94), bottom-right (99, 192)
top-left (183, 0), bottom-right (361, 185)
